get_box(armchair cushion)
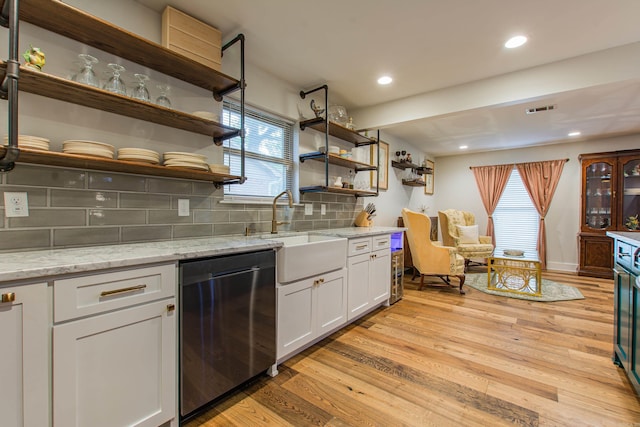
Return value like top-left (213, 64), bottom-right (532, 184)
top-left (457, 224), bottom-right (479, 244)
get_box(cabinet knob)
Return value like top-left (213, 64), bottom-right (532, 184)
top-left (1, 292), bottom-right (16, 303)
top-left (167, 304), bottom-right (175, 313)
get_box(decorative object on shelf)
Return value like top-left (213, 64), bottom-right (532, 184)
top-left (310, 99), bottom-right (324, 118)
top-left (103, 63), bottom-right (126, 95)
top-left (333, 176), bottom-right (343, 188)
top-left (23, 45), bottom-right (45, 71)
top-left (71, 53), bottom-right (99, 87)
top-left (626, 214), bottom-right (639, 230)
top-left (346, 117), bottom-right (355, 130)
top-left (328, 105), bottom-right (348, 125)
top-left (370, 140), bottom-right (389, 190)
top-left (131, 73), bottom-right (151, 102)
top-left (424, 159), bottom-right (435, 195)
top-left (156, 84), bottom-right (172, 108)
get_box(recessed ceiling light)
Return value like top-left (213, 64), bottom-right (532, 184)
top-left (504, 35), bottom-right (527, 49)
top-left (377, 76), bottom-right (392, 85)
top-left (459, 145), bottom-right (468, 150)
top-left (568, 131), bottom-right (581, 137)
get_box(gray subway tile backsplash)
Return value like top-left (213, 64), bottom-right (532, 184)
top-left (0, 165), bottom-right (359, 251)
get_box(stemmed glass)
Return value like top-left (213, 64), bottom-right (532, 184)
top-left (131, 73), bottom-right (151, 102)
top-left (156, 85), bottom-right (172, 108)
top-left (103, 63), bottom-right (126, 95)
top-left (72, 54), bottom-right (99, 87)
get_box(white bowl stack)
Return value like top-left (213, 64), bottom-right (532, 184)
top-left (163, 151), bottom-right (209, 171)
top-left (117, 148), bottom-right (161, 165)
top-left (62, 140), bottom-right (116, 159)
top-left (3, 135), bottom-right (50, 151)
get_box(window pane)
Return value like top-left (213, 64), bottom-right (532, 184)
top-left (226, 154), bottom-right (288, 197)
top-left (493, 168), bottom-right (539, 255)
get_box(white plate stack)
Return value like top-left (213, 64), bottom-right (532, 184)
top-left (3, 135), bottom-right (50, 151)
top-left (62, 140), bottom-right (115, 159)
top-left (163, 151), bottom-right (209, 171)
top-left (117, 148), bottom-right (161, 165)
top-left (208, 163), bottom-right (230, 174)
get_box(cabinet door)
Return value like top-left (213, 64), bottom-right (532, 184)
top-left (370, 249), bottom-right (391, 304)
top-left (614, 266), bottom-right (632, 367)
top-left (630, 277), bottom-right (640, 393)
top-left (277, 279), bottom-right (314, 359)
top-left (347, 252), bottom-right (371, 320)
top-left (0, 282), bottom-right (48, 427)
top-left (315, 268), bottom-right (348, 336)
top-left (619, 155), bottom-right (640, 231)
top-left (53, 298), bottom-right (176, 427)
top-left (582, 158), bottom-right (616, 232)
top-left (578, 233), bottom-right (613, 278)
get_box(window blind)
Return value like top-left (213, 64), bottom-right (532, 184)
top-left (222, 101), bottom-right (294, 197)
top-left (493, 168), bottom-right (539, 254)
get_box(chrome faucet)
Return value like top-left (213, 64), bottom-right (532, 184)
top-left (271, 190), bottom-right (293, 234)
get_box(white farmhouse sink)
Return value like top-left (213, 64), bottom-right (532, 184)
top-left (267, 234), bottom-right (347, 283)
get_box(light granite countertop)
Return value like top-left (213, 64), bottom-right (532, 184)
top-left (0, 226), bottom-right (404, 283)
top-left (606, 231), bottom-right (640, 246)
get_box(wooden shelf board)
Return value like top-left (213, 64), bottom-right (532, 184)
top-left (18, 0), bottom-right (239, 95)
top-left (0, 146), bottom-right (240, 183)
top-left (300, 185), bottom-right (377, 197)
top-left (402, 180), bottom-right (426, 187)
top-left (299, 119), bottom-right (377, 146)
top-left (300, 152), bottom-right (377, 171)
top-left (2, 63), bottom-right (240, 141)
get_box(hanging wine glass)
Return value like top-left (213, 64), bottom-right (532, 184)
top-left (72, 53), bottom-right (99, 87)
top-left (156, 84), bottom-right (172, 108)
top-left (131, 73), bottom-right (150, 102)
top-left (103, 63), bottom-right (126, 95)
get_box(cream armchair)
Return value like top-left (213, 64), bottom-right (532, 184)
top-left (438, 209), bottom-right (494, 269)
top-left (401, 208), bottom-right (465, 294)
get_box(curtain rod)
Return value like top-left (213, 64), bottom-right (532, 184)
top-left (469, 158), bottom-right (570, 169)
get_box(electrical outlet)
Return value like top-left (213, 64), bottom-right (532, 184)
top-left (178, 199), bottom-right (190, 216)
top-left (321, 204), bottom-right (326, 215)
top-left (305, 203), bottom-right (313, 215)
top-left (4, 192), bottom-right (29, 217)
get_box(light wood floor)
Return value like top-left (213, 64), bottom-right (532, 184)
top-left (185, 269), bottom-right (640, 426)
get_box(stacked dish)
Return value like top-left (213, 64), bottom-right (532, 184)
top-left (62, 140), bottom-right (115, 159)
top-left (117, 147), bottom-right (160, 165)
top-left (3, 134), bottom-right (50, 150)
top-left (209, 163), bottom-right (230, 174)
top-left (163, 151), bottom-right (209, 171)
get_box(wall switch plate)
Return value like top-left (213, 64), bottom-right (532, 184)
top-left (321, 204), bottom-right (326, 215)
top-left (305, 203), bottom-right (313, 215)
top-left (4, 192), bottom-right (29, 217)
top-left (178, 199), bottom-right (190, 216)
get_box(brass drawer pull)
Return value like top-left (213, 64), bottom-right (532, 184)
top-left (100, 284), bottom-right (147, 297)
top-left (167, 304), bottom-right (175, 313)
top-left (1, 292), bottom-right (16, 303)
top-left (355, 244), bottom-right (368, 250)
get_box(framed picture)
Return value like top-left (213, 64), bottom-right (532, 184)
top-left (424, 160), bottom-right (434, 195)
top-left (370, 141), bottom-right (389, 190)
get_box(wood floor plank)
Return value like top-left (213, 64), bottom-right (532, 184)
top-left (186, 271), bottom-right (640, 427)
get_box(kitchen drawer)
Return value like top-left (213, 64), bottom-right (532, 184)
top-left (54, 263), bottom-right (176, 322)
top-left (348, 237), bottom-right (372, 257)
top-left (373, 235), bottom-right (391, 251)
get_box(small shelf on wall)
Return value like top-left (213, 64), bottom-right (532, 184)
top-left (401, 179), bottom-right (426, 187)
top-left (391, 160), bottom-right (433, 175)
top-left (299, 185), bottom-right (377, 198)
top-left (0, 147), bottom-right (242, 185)
top-left (300, 152), bottom-right (377, 171)
top-left (299, 118), bottom-right (377, 146)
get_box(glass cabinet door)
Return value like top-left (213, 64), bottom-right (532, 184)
top-left (585, 160), bottom-right (613, 230)
top-left (621, 157), bottom-right (640, 231)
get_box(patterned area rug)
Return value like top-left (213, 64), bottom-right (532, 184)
top-left (464, 273), bottom-right (585, 302)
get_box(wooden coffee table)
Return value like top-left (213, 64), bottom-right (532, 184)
top-left (487, 251), bottom-right (542, 296)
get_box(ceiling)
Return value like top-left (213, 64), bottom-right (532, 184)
top-left (136, 0), bottom-right (640, 156)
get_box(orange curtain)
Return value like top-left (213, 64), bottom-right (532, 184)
top-left (470, 164), bottom-right (513, 246)
top-left (516, 159), bottom-right (567, 270)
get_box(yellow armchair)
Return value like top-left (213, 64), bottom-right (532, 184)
top-left (401, 208), bottom-right (465, 294)
top-left (438, 209), bottom-right (494, 269)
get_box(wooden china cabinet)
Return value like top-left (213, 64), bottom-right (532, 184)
top-left (579, 149), bottom-right (640, 278)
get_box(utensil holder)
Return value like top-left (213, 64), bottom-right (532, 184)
top-left (354, 210), bottom-right (373, 227)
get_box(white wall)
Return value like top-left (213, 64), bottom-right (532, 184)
top-left (434, 134), bottom-right (639, 272)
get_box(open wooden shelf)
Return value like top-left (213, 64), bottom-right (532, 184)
top-left (391, 160), bottom-right (432, 175)
top-left (299, 185), bottom-right (377, 198)
top-left (2, 63), bottom-right (240, 142)
top-left (16, 0), bottom-right (239, 97)
top-left (300, 152), bottom-right (377, 171)
top-left (0, 146), bottom-right (242, 184)
top-left (401, 179), bottom-right (426, 187)
top-left (299, 118), bottom-right (377, 146)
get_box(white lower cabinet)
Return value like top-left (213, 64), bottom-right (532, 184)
top-left (52, 264), bottom-right (177, 427)
top-left (347, 235), bottom-right (391, 320)
top-left (0, 282), bottom-right (49, 427)
top-left (277, 268), bottom-right (347, 360)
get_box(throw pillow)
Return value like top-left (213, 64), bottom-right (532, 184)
top-left (457, 224), bottom-right (479, 244)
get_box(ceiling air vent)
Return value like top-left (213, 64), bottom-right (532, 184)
top-left (525, 104), bottom-right (557, 114)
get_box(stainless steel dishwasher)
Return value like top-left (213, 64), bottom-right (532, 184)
top-left (179, 250), bottom-right (276, 421)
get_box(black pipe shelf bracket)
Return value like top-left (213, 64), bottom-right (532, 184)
top-left (0, 0), bottom-right (20, 172)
